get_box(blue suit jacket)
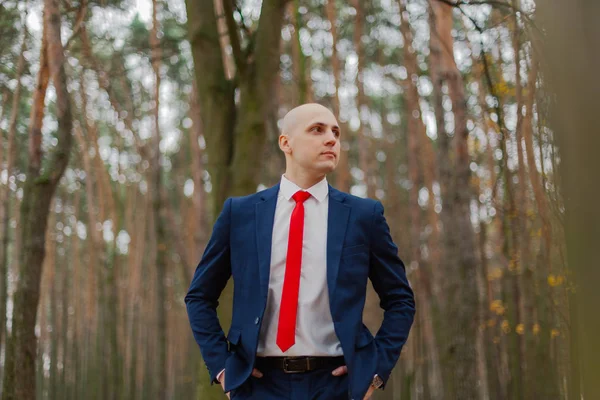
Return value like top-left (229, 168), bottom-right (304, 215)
top-left (185, 183), bottom-right (415, 399)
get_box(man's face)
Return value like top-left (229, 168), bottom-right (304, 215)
top-left (280, 105), bottom-right (341, 174)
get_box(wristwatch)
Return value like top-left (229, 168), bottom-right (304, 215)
top-left (371, 374), bottom-right (384, 389)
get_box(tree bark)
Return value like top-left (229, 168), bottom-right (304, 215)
top-left (0, 23), bottom-right (27, 356)
top-left (351, 0), bottom-right (376, 198)
top-left (398, 2), bottom-right (443, 398)
top-left (290, 0), bottom-right (310, 105)
top-left (1, 0), bottom-right (73, 397)
top-left (185, 1), bottom-right (290, 397)
top-left (188, 83), bottom-right (207, 264)
top-left (150, 0), bottom-right (168, 397)
top-left (428, 2), bottom-right (479, 398)
top-left (536, 2), bottom-right (600, 397)
top-left (325, 0), bottom-right (351, 193)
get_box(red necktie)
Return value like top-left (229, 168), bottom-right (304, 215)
top-left (276, 190), bottom-right (311, 352)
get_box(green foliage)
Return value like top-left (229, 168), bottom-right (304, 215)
top-left (0, 3), bottom-right (20, 57)
top-left (86, 0), bottom-right (127, 9)
top-left (127, 13), bottom-right (151, 52)
top-left (124, 12), bottom-right (189, 83)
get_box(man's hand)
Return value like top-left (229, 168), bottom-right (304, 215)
top-left (363, 385), bottom-right (376, 400)
top-left (331, 365), bottom-right (348, 377)
top-left (217, 370), bottom-right (228, 399)
top-left (331, 366), bottom-right (376, 400)
top-left (218, 368), bottom-right (264, 399)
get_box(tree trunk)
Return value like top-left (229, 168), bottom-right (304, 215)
top-left (1, 0), bottom-right (73, 397)
top-left (290, 0), bottom-right (310, 105)
top-left (325, 0), bottom-right (351, 193)
top-left (150, 0), bottom-right (168, 397)
top-left (185, 1), bottom-right (290, 397)
top-left (59, 208), bottom-right (69, 399)
top-left (351, 0), bottom-right (376, 199)
top-left (47, 209), bottom-right (58, 400)
top-left (487, 10), bottom-right (525, 396)
top-left (398, 2), bottom-right (443, 398)
top-left (428, 2), bottom-right (479, 398)
top-left (75, 76), bottom-right (102, 399)
top-left (188, 83), bottom-right (207, 263)
top-left (71, 188), bottom-right (82, 400)
top-left (187, 0), bottom-right (290, 215)
top-left (0, 23), bottom-right (27, 356)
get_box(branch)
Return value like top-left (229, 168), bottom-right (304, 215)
top-left (453, 3), bottom-right (514, 188)
top-left (435, 0), bottom-right (520, 11)
top-left (80, 27), bottom-right (148, 160)
top-left (253, 0), bottom-right (290, 105)
top-left (44, 0), bottom-right (73, 187)
top-left (186, 0), bottom-right (229, 91)
top-left (233, 2), bottom-right (253, 41)
top-left (434, 0), bottom-right (539, 31)
top-left (64, 0), bottom-right (88, 51)
top-left (221, 0), bottom-right (245, 74)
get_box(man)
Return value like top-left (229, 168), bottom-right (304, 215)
top-left (185, 103), bottom-right (415, 399)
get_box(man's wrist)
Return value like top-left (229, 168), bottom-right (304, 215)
top-left (216, 369), bottom-right (225, 384)
top-left (370, 374), bottom-right (384, 389)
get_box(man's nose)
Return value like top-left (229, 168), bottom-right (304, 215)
top-left (324, 129), bottom-right (337, 146)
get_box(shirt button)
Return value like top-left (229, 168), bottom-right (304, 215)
top-left (254, 317), bottom-right (260, 325)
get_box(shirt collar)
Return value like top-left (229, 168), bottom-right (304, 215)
top-left (280, 174), bottom-right (329, 203)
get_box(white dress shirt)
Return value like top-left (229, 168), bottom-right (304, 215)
top-left (256, 174), bottom-right (342, 357)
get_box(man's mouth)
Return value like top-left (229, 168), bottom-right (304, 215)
top-left (322, 152), bottom-right (336, 158)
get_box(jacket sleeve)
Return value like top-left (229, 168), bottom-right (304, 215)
top-left (184, 197), bottom-right (233, 384)
top-left (368, 200), bottom-right (416, 386)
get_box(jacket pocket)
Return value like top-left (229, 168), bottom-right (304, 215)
top-left (341, 243), bottom-right (368, 257)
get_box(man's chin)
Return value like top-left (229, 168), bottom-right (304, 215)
top-left (317, 163), bottom-right (337, 175)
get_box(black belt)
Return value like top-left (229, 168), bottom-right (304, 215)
top-left (255, 356), bottom-right (345, 373)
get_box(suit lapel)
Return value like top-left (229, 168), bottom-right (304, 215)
top-left (255, 182), bottom-right (350, 300)
top-left (326, 185), bottom-right (350, 301)
top-left (255, 183), bottom-right (280, 294)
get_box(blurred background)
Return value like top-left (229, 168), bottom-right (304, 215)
top-left (0, 0), bottom-right (598, 399)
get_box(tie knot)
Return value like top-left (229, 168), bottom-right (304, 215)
top-left (292, 190), bottom-right (311, 204)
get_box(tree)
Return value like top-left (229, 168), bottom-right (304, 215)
top-left (0, 10), bottom-right (28, 357)
top-left (537, 1), bottom-right (600, 398)
top-left (185, 0), bottom-right (291, 221)
top-left (2, 0), bottom-right (73, 398)
top-left (184, 0), bottom-right (290, 397)
top-left (428, 1), bottom-right (479, 398)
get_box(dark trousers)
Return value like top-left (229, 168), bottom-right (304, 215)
top-left (230, 366), bottom-right (351, 400)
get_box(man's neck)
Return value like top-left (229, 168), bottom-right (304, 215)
top-left (283, 171), bottom-right (326, 190)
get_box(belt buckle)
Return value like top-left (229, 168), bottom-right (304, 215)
top-left (283, 357), bottom-right (307, 374)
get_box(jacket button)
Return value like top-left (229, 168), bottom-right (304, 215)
top-left (254, 317), bottom-right (260, 325)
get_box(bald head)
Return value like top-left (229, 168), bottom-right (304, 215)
top-left (278, 103), bottom-right (341, 179)
top-left (281, 103), bottom-right (337, 137)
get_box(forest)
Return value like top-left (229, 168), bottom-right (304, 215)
top-left (0, 0), bottom-right (598, 399)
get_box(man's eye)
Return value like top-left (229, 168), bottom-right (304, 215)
top-left (311, 126), bottom-right (322, 132)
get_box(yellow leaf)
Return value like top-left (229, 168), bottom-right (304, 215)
top-left (490, 300), bottom-right (501, 311)
top-left (533, 323), bottom-right (540, 335)
top-left (487, 268), bottom-right (503, 281)
top-left (551, 329), bottom-right (560, 338)
top-left (501, 320), bottom-right (510, 334)
top-left (490, 299), bottom-right (506, 316)
top-left (548, 274), bottom-right (565, 287)
top-left (508, 257), bottom-right (519, 272)
top-left (516, 324), bottom-right (525, 335)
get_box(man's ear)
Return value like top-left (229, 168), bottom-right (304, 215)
top-left (279, 134), bottom-right (292, 154)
